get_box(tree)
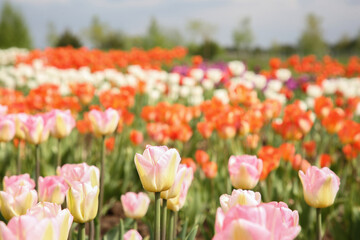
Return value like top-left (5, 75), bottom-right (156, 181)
top-left (0, 1), bottom-right (32, 49)
top-left (46, 22), bottom-right (58, 47)
top-left (143, 17), bottom-right (166, 49)
top-left (186, 19), bottom-right (217, 43)
top-left (83, 15), bottom-right (109, 48)
top-left (298, 13), bottom-right (327, 55)
top-left (56, 29), bottom-right (82, 48)
top-left (232, 17), bottom-right (254, 57)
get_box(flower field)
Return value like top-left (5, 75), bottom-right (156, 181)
top-left (0, 46), bottom-right (360, 240)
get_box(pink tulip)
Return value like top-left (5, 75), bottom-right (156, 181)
top-left (220, 189), bottom-right (261, 213)
top-left (57, 163), bottom-right (100, 187)
top-left (88, 108), bottom-right (119, 136)
top-left (38, 176), bottom-right (69, 204)
top-left (26, 202), bottom-right (73, 240)
top-left (9, 113), bottom-right (28, 140)
top-left (167, 165), bottom-right (194, 212)
top-left (3, 174), bottom-right (35, 192)
top-left (45, 109), bottom-right (75, 139)
top-left (213, 202), bottom-right (300, 240)
top-left (0, 116), bottom-right (15, 142)
top-left (124, 229), bottom-right (143, 240)
top-left (299, 166), bottom-right (340, 208)
top-left (228, 155), bottom-right (263, 190)
top-left (0, 184), bottom-right (37, 220)
top-left (215, 208), bottom-right (225, 233)
top-left (67, 181), bottom-right (99, 223)
top-left (161, 164), bottom-right (188, 200)
top-left (21, 115), bottom-right (50, 144)
top-left (0, 105), bottom-right (7, 116)
top-left (0, 215), bottom-right (54, 240)
top-left (134, 145), bottom-right (181, 192)
top-left (121, 192), bottom-right (150, 219)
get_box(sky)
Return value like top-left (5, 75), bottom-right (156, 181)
top-left (7, 0), bottom-right (360, 49)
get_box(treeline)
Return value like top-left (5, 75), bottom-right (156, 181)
top-left (1, 1), bottom-right (360, 60)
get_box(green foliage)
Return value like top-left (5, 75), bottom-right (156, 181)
top-left (55, 29), bottom-right (82, 48)
top-left (0, 1), bottom-right (32, 49)
top-left (298, 13), bottom-right (328, 55)
top-left (191, 40), bottom-right (222, 60)
top-left (232, 17), bottom-right (254, 57)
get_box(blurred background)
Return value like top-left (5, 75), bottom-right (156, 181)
top-left (1, 0), bottom-right (360, 64)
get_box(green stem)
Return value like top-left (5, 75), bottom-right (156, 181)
top-left (173, 211), bottom-right (178, 240)
top-left (316, 208), bottom-right (322, 240)
top-left (133, 220), bottom-right (138, 230)
top-left (35, 144), bottom-right (40, 191)
top-left (119, 219), bottom-right (124, 240)
top-left (89, 220), bottom-right (94, 240)
top-left (155, 192), bottom-right (161, 240)
top-left (169, 210), bottom-right (175, 240)
top-left (78, 223), bottom-right (86, 240)
top-left (16, 142), bottom-right (21, 174)
top-left (57, 138), bottom-right (62, 167)
top-left (95, 136), bottom-right (106, 240)
top-left (161, 199), bottom-right (167, 240)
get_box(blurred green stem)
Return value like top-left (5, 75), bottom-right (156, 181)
top-left (169, 210), bottom-right (175, 240)
top-left (57, 138), bottom-right (62, 167)
top-left (119, 219), bottom-right (124, 240)
top-left (16, 142), bottom-right (21, 174)
top-left (78, 223), bottom-right (85, 240)
top-left (161, 199), bottom-right (167, 240)
top-left (95, 135), bottom-right (106, 240)
top-left (155, 192), bottom-right (161, 240)
top-left (35, 144), bottom-right (40, 190)
top-left (316, 208), bottom-right (322, 240)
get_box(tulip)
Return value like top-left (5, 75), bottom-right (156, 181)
top-left (228, 155), bottom-right (263, 190)
top-left (26, 202), bottom-right (73, 240)
top-left (195, 150), bottom-right (209, 165)
top-left (9, 113), bottom-right (28, 140)
top-left (88, 108), bottom-right (119, 137)
top-left (298, 166), bottom-right (340, 208)
top-left (21, 115), bottom-right (50, 145)
top-left (219, 189), bottom-right (261, 213)
top-left (124, 229), bottom-right (143, 240)
top-left (57, 163), bottom-right (100, 187)
top-left (121, 192), bottom-right (150, 219)
top-left (45, 109), bottom-right (75, 139)
top-left (0, 185), bottom-right (37, 220)
top-left (134, 145), bottom-right (181, 193)
top-left (161, 164), bottom-right (189, 200)
top-left (3, 174), bottom-right (35, 192)
top-left (66, 181), bottom-right (99, 223)
top-left (213, 202), bottom-right (301, 240)
top-left (135, 145), bottom-right (181, 240)
top-left (0, 215), bottom-right (54, 240)
top-left (38, 176), bottom-right (69, 204)
top-left (130, 130), bottom-right (143, 145)
top-left (0, 116), bottom-right (15, 142)
top-left (0, 104), bottom-right (7, 116)
top-left (202, 161), bottom-right (217, 179)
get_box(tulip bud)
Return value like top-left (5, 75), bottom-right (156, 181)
top-left (3, 174), bottom-right (35, 192)
top-left (26, 202), bottom-right (73, 240)
top-left (134, 145), bottom-right (181, 192)
top-left (0, 215), bottom-right (54, 240)
top-left (22, 115), bottom-right (50, 145)
top-left (121, 192), bottom-right (150, 219)
top-left (88, 108), bottom-right (119, 137)
top-left (161, 164), bottom-right (188, 200)
top-left (124, 229), bottom-right (143, 240)
top-left (38, 176), bottom-right (69, 205)
top-left (0, 116), bottom-right (15, 142)
top-left (167, 167), bottom-right (193, 212)
top-left (0, 185), bottom-right (37, 220)
top-left (57, 163), bottom-right (100, 187)
top-left (220, 189), bottom-right (261, 213)
top-left (228, 155), bottom-right (263, 190)
top-left (66, 181), bottom-right (99, 223)
top-left (45, 109), bottom-right (75, 139)
top-left (299, 166), bottom-right (340, 208)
